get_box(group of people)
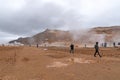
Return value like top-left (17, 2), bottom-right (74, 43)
top-left (70, 42), bottom-right (102, 57)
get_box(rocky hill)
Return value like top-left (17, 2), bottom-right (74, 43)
top-left (9, 26), bottom-right (120, 45)
top-left (9, 29), bottom-right (73, 45)
top-left (91, 26), bottom-right (120, 42)
top-left (92, 26), bottom-right (120, 34)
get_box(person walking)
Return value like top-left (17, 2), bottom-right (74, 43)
top-left (94, 42), bottom-right (102, 57)
top-left (70, 43), bottom-right (74, 54)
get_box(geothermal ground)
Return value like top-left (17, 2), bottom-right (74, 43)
top-left (0, 46), bottom-right (120, 80)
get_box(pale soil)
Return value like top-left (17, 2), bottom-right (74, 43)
top-left (0, 46), bottom-right (120, 80)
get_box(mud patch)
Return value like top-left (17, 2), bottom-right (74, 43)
top-left (47, 57), bottom-right (95, 68)
top-left (68, 58), bottom-right (95, 64)
top-left (22, 57), bottom-right (30, 62)
top-left (47, 62), bottom-right (68, 68)
top-left (47, 55), bottom-right (67, 59)
top-left (0, 75), bottom-right (17, 80)
top-left (29, 77), bottom-right (45, 80)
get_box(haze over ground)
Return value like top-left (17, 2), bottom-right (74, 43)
top-left (0, 0), bottom-right (120, 43)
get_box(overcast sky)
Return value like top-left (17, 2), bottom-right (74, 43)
top-left (0, 0), bottom-right (120, 43)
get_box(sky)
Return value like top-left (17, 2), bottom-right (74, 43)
top-left (0, 0), bottom-right (120, 43)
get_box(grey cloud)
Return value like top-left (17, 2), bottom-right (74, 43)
top-left (0, 0), bottom-right (81, 36)
top-left (80, 4), bottom-right (120, 28)
top-left (0, 0), bottom-right (120, 44)
top-left (0, 31), bottom-right (19, 43)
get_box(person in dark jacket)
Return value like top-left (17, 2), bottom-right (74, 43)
top-left (70, 44), bottom-right (74, 54)
top-left (94, 42), bottom-right (102, 57)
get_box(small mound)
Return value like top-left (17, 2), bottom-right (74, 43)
top-left (22, 57), bottom-right (30, 62)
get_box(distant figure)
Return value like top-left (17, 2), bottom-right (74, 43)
top-left (113, 42), bottom-right (116, 48)
top-left (2, 44), bottom-right (4, 47)
top-left (36, 44), bottom-right (39, 48)
top-left (104, 42), bottom-right (107, 47)
top-left (70, 44), bottom-right (74, 54)
top-left (118, 42), bottom-right (120, 45)
top-left (94, 42), bottom-right (102, 57)
top-left (85, 44), bottom-right (87, 48)
top-left (29, 44), bottom-right (31, 47)
top-left (101, 43), bottom-right (104, 47)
